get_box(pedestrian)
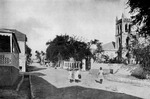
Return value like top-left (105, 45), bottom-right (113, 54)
top-left (74, 68), bottom-right (81, 83)
top-left (68, 69), bottom-right (74, 83)
top-left (97, 67), bottom-right (104, 84)
top-left (78, 69), bottom-right (81, 80)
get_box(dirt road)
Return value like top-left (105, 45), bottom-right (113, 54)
top-left (28, 63), bottom-right (150, 99)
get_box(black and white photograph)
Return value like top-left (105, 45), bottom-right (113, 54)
top-left (0, 0), bottom-right (150, 99)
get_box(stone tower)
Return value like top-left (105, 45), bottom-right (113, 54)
top-left (115, 14), bottom-right (132, 62)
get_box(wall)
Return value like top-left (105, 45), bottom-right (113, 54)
top-left (18, 41), bottom-right (26, 72)
top-left (90, 62), bottom-right (122, 75)
top-left (103, 50), bottom-right (117, 59)
top-left (0, 66), bottom-right (19, 86)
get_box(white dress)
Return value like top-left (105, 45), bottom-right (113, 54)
top-left (74, 70), bottom-right (80, 80)
top-left (98, 70), bottom-right (104, 79)
top-left (68, 71), bottom-right (73, 80)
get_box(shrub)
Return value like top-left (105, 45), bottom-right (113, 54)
top-left (131, 65), bottom-right (147, 79)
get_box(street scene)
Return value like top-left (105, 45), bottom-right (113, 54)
top-left (1, 0), bottom-right (150, 99)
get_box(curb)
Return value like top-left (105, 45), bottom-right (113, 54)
top-left (105, 75), bottom-right (150, 87)
top-left (16, 74), bottom-right (24, 91)
top-left (29, 75), bottom-right (35, 99)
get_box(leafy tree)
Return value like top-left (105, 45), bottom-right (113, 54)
top-left (35, 50), bottom-right (41, 62)
top-left (102, 54), bottom-right (109, 63)
top-left (46, 35), bottom-right (71, 63)
top-left (89, 39), bottom-right (103, 62)
top-left (127, 0), bottom-right (150, 37)
top-left (132, 44), bottom-right (150, 71)
top-left (70, 37), bottom-right (92, 61)
top-left (127, 0), bottom-right (150, 71)
top-left (25, 45), bottom-right (32, 64)
top-left (46, 34), bottom-right (92, 63)
top-left (95, 42), bottom-right (103, 55)
top-left (90, 39), bottom-right (99, 45)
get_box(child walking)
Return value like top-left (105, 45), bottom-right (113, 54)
top-left (68, 69), bottom-right (74, 83)
top-left (74, 68), bottom-right (81, 83)
top-left (97, 67), bottom-right (104, 84)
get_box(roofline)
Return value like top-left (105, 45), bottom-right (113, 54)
top-left (0, 28), bottom-right (27, 41)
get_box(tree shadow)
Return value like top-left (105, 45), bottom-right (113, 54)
top-left (31, 75), bottom-right (142, 99)
top-left (27, 65), bottom-right (46, 72)
top-left (0, 74), bottom-right (23, 90)
top-left (30, 72), bottom-right (46, 76)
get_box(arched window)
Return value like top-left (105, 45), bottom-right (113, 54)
top-left (125, 24), bottom-right (128, 32)
top-left (118, 25), bottom-right (120, 34)
top-left (126, 36), bottom-right (129, 48)
top-left (119, 38), bottom-right (121, 48)
top-left (120, 24), bottom-right (122, 32)
top-left (129, 24), bottom-right (131, 32)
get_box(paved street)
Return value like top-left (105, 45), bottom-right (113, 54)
top-left (28, 63), bottom-right (150, 99)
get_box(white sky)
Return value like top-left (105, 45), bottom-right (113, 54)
top-left (0, 0), bottom-right (130, 54)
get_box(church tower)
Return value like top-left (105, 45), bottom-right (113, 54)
top-left (115, 13), bottom-right (132, 62)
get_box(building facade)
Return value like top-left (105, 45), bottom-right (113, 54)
top-left (2, 29), bottom-right (27, 72)
top-left (0, 29), bottom-right (21, 86)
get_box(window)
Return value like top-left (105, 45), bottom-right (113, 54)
top-left (12, 38), bottom-right (19, 53)
top-left (125, 24), bottom-right (128, 32)
top-left (118, 26), bottom-right (120, 34)
top-left (0, 35), bottom-right (10, 52)
top-left (129, 24), bottom-right (131, 32)
top-left (126, 37), bottom-right (129, 48)
top-left (120, 24), bottom-right (122, 32)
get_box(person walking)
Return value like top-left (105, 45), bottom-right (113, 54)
top-left (74, 68), bottom-right (81, 83)
top-left (97, 67), bottom-right (104, 84)
top-left (68, 69), bottom-right (74, 83)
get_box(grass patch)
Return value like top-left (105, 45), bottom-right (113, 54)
top-left (18, 74), bottom-right (31, 99)
top-left (0, 74), bottom-right (23, 90)
top-left (0, 74), bottom-right (31, 99)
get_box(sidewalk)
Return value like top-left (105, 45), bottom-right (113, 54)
top-left (105, 74), bottom-right (150, 87)
top-left (82, 71), bottom-right (150, 99)
top-left (29, 63), bottom-right (150, 99)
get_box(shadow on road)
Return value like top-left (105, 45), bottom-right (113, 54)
top-left (0, 74), bottom-right (23, 90)
top-left (30, 72), bottom-right (46, 76)
top-left (31, 75), bottom-right (142, 99)
top-left (27, 65), bottom-right (46, 72)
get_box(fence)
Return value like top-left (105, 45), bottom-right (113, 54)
top-left (63, 61), bottom-right (81, 70)
top-left (0, 52), bottom-right (19, 69)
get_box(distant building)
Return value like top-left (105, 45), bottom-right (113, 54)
top-left (89, 42), bottom-right (117, 62)
top-left (102, 41), bottom-right (117, 59)
top-left (1, 29), bottom-right (27, 72)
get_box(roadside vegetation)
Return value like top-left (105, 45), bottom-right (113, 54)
top-left (45, 35), bottom-right (104, 67)
top-left (0, 74), bottom-right (31, 99)
top-left (127, 0), bottom-right (150, 79)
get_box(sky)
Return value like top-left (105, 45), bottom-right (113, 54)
top-left (0, 0), bottom-right (130, 55)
